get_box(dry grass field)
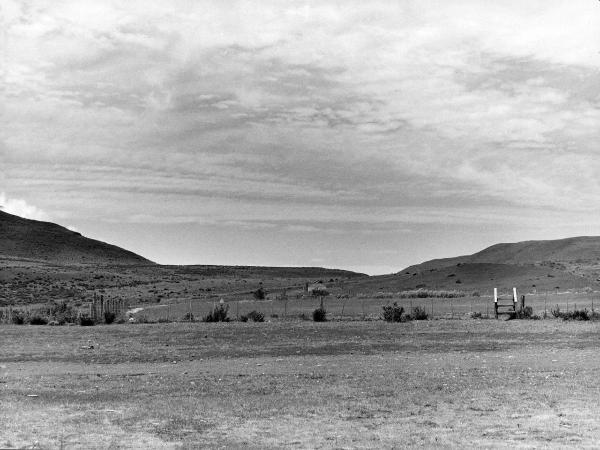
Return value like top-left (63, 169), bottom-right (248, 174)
top-left (3, 319), bottom-right (600, 448)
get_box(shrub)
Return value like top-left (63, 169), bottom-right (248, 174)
top-left (410, 306), bottom-right (429, 320)
top-left (246, 310), bottom-right (264, 322)
top-left (515, 306), bottom-right (540, 320)
top-left (182, 312), bottom-right (195, 322)
top-left (253, 288), bottom-right (266, 300)
top-left (551, 305), bottom-right (563, 318)
top-left (11, 311), bottom-right (25, 325)
top-left (29, 315), bottom-right (48, 325)
top-left (239, 315), bottom-right (249, 322)
top-left (550, 306), bottom-right (590, 321)
top-left (203, 304), bottom-right (230, 322)
top-left (79, 315), bottom-right (95, 326)
top-left (382, 302), bottom-right (404, 322)
top-left (49, 301), bottom-right (78, 325)
top-left (312, 307), bottom-right (327, 322)
top-left (104, 311), bottom-right (116, 324)
top-left (471, 311), bottom-right (483, 319)
top-left (570, 309), bottom-right (590, 321)
top-left (311, 288), bottom-right (329, 297)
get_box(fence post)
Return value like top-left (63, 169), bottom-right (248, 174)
top-left (494, 288), bottom-right (498, 319)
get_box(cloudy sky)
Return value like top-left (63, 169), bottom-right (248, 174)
top-left (2, 1), bottom-right (600, 274)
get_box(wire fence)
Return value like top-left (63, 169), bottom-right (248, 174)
top-left (133, 291), bottom-right (600, 322)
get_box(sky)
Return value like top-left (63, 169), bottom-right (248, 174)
top-left (2, 1), bottom-right (600, 275)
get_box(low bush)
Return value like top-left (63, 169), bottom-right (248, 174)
top-left (182, 312), bottom-right (195, 322)
top-left (514, 306), bottom-right (541, 319)
top-left (50, 301), bottom-right (78, 325)
top-left (203, 304), bottom-right (230, 322)
top-left (11, 311), bottom-right (25, 325)
top-left (79, 316), bottom-right (95, 326)
top-left (409, 306), bottom-right (429, 320)
top-left (550, 306), bottom-right (590, 321)
top-left (104, 311), bottom-right (116, 324)
top-left (312, 307), bottom-right (327, 322)
top-left (311, 288), bottom-right (329, 297)
top-left (247, 310), bottom-right (265, 322)
top-left (382, 302), bottom-right (404, 322)
top-left (551, 305), bottom-right (562, 318)
top-left (29, 315), bottom-right (48, 325)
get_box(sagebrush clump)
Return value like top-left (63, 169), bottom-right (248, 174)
top-left (409, 306), bottom-right (429, 320)
top-left (203, 304), bottom-right (230, 322)
top-left (382, 302), bottom-right (404, 322)
top-left (312, 307), bottom-right (327, 322)
top-left (242, 311), bottom-right (265, 322)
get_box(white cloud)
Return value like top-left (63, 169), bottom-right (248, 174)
top-left (3, 0), bottom-right (600, 268)
top-left (0, 192), bottom-right (50, 221)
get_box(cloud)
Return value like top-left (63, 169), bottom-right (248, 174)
top-left (0, 192), bottom-right (50, 221)
top-left (3, 0), bottom-right (600, 270)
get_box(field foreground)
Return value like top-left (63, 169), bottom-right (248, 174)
top-left (2, 320), bottom-right (600, 448)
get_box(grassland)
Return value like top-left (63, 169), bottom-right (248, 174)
top-left (4, 319), bottom-right (600, 448)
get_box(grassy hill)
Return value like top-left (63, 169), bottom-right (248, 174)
top-left (388, 236), bottom-right (600, 295)
top-left (0, 210), bottom-right (365, 307)
top-left (345, 263), bottom-right (595, 294)
top-left (403, 236), bottom-right (600, 272)
top-left (0, 210), bottom-right (154, 265)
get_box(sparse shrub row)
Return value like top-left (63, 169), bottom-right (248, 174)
top-left (370, 289), bottom-right (469, 299)
top-left (382, 302), bottom-right (429, 322)
top-left (0, 302), bottom-right (117, 326)
top-left (550, 306), bottom-right (600, 321)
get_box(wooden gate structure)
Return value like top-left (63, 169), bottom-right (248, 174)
top-left (494, 287), bottom-right (521, 318)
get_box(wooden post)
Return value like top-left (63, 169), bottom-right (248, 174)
top-left (494, 288), bottom-right (498, 319)
top-left (520, 295), bottom-right (525, 311)
top-left (513, 287), bottom-right (518, 312)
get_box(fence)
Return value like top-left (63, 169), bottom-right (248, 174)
top-left (89, 293), bottom-right (128, 321)
top-left (132, 291), bottom-right (600, 322)
top-left (2, 291), bottom-right (600, 324)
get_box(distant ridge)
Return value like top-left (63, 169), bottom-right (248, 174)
top-left (378, 236), bottom-right (600, 292)
top-left (403, 236), bottom-right (600, 272)
top-left (0, 210), bottom-right (153, 265)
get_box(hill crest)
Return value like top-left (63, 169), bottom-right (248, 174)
top-left (403, 236), bottom-right (600, 273)
top-left (0, 210), bottom-right (153, 265)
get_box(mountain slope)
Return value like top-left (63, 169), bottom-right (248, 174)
top-left (395, 236), bottom-right (600, 292)
top-left (0, 210), bottom-right (153, 265)
top-left (404, 236), bottom-right (600, 272)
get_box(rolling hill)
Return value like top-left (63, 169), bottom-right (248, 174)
top-left (0, 209), bottom-right (153, 265)
top-left (385, 236), bottom-right (600, 293)
top-left (403, 237), bottom-right (600, 272)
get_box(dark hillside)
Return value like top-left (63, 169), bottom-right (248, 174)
top-left (0, 210), bottom-right (153, 265)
